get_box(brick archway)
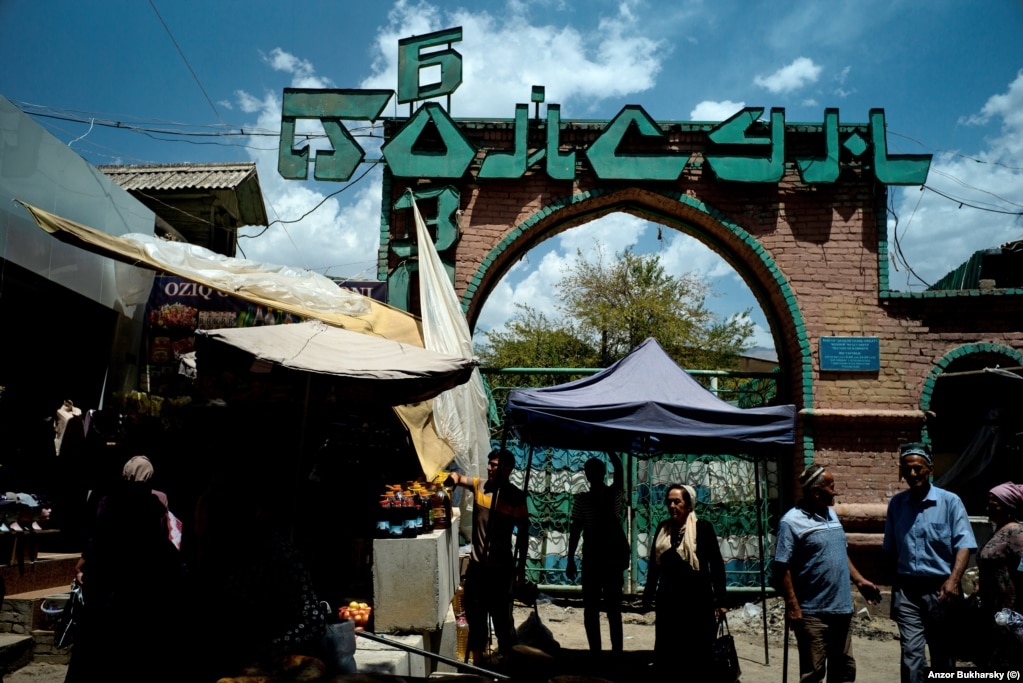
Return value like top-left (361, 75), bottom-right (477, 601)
top-left (375, 112), bottom-right (1023, 505)
top-left (461, 185), bottom-right (814, 412)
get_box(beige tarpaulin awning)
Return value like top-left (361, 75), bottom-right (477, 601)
top-left (18, 200), bottom-right (458, 475)
top-left (195, 321), bottom-right (475, 405)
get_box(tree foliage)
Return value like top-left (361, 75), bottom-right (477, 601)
top-left (478, 246), bottom-right (756, 372)
top-left (477, 304), bottom-right (597, 369)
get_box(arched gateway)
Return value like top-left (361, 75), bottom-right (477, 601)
top-left (280, 28), bottom-right (1023, 510)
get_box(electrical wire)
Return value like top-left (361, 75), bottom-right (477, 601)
top-left (240, 161), bottom-right (382, 239)
top-left (148, 0), bottom-right (227, 134)
top-left (887, 129), bottom-right (1023, 173)
top-left (922, 184), bottom-right (1023, 216)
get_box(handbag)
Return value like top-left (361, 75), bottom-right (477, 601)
top-left (54, 580), bottom-right (84, 650)
top-left (711, 613), bottom-right (740, 683)
top-left (319, 602), bottom-right (357, 675)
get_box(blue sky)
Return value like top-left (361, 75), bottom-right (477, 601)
top-left (2, 0), bottom-right (1021, 352)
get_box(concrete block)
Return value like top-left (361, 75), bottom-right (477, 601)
top-left (0, 633), bottom-right (33, 672)
top-left (355, 648), bottom-right (408, 676)
top-left (373, 513), bottom-right (460, 633)
top-left (434, 605), bottom-right (459, 674)
top-left (356, 633), bottom-right (425, 677)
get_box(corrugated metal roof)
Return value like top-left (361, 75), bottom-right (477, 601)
top-left (97, 162), bottom-right (258, 192)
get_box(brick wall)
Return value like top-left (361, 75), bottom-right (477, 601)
top-left (381, 120), bottom-right (1023, 507)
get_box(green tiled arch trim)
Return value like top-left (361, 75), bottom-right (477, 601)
top-left (463, 187), bottom-right (815, 413)
top-left (918, 343), bottom-right (1023, 444)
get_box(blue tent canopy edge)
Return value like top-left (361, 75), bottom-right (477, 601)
top-left (504, 337), bottom-right (795, 457)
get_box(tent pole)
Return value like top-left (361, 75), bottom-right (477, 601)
top-left (626, 452), bottom-right (636, 595)
top-left (521, 444), bottom-right (536, 584)
top-left (755, 450), bottom-right (770, 665)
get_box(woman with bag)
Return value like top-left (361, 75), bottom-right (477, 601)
top-left (64, 455), bottom-right (187, 683)
top-left (978, 482), bottom-right (1023, 668)
top-left (642, 483), bottom-right (727, 675)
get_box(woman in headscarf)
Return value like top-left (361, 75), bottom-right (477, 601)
top-left (978, 481), bottom-right (1023, 668)
top-left (66, 454), bottom-right (188, 683)
top-left (642, 483), bottom-right (727, 674)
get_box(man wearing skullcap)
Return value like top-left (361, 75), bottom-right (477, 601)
top-left (883, 442), bottom-right (976, 683)
top-left (775, 464), bottom-right (881, 683)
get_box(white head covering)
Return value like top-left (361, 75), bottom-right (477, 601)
top-left (677, 484), bottom-right (700, 572)
top-left (122, 455), bottom-right (154, 483)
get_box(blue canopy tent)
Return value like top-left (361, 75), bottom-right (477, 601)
top-left (505, 337), bottom-right (795, 455)
top-left (504, 337), bottom-right (796, 662)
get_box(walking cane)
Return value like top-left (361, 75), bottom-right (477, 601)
top-left (782, 614), bottom-right (790, 683)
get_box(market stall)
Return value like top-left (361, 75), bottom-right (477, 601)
top-left (504, 337), bottom-right (796, 661)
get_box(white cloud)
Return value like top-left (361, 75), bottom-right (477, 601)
top-left (360, 1), bottom-right (665, 117)
top-left (262, 48), bottom-right (326, 87)
top-left (231, 75), bottom-right (381, 277)
top-left (690, 100), bottom-right (745, 121)
top-left (754, 57), bottom-right (822, 94)
top-left (657, 232), bottom-right (734, 280)
top-left (227, 3), bottom-right (774, 354)
top-left (889, 71), bottom-right (1023, 289)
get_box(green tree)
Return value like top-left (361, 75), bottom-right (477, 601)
top-left (479, 245), bottom-right (756, 372)
top-left (477, 304), bottom-right (597, 370)
top-left (559, 246), bottom-right (754, 368)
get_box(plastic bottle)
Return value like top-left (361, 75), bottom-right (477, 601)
top-left (375, 498), bottom-right (391, 539)
top-left (408, 489), bottom-right (424, 535)
top-left (432, 483), bottom-right (453, 530)
top-left (402, 493), bottom-right (418, 538)
top-left (455, 615), bottom-right (470, 663)
top-left (995, 608), bottom-right (1023, 642)
top-left (421, 485), bottom-right (435, 530)
top-left (385, 491), bottom-right (403, 539)
top-left (452, 577), bottom-right (466, 616)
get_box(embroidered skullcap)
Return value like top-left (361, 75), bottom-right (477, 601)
top-left (899, 442), bottom-right (932, 465)
top-left (990, 482), bottom-right (1023, 513)
top-left (799, 464), bottom-right (827, 490)
top-left (122, 455), bottom-right (154, 483)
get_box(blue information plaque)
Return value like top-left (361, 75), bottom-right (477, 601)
top-left (819, 336), bottom-right (880, 372)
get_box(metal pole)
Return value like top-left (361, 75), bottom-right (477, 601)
top-left (355, 631), bottom-right (511, 681)
top-left (782, 615), bottom-right (790, 683)
top-left (754, 452), bottom-right (770, 665)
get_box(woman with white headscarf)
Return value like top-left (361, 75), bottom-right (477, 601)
top-left (642, 483), bottom-right (727, 674)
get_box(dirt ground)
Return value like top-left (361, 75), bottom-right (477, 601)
top-left (0, 591), bottom-right (917, 682)
top-left (510, 591), bottom-right (902, 683)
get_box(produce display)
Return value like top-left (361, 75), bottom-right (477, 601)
top-left (338, 601), bottom-right (372, 631)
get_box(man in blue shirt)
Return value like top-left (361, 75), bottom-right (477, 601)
top-left (883, 442), bottom-right (977, 683)
top-left (776, 464), bottom-right (881, 682)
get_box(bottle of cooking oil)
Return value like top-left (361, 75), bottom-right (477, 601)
top-left (452, 577), bottom-right (465, 616)
top-left (455, 614), bottom-right (470, 663)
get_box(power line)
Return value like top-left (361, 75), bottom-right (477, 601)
top-left (240, 162), bottom-right (382, 239)
top-left (887, 129), bottom-right (1023, 173)
top-left (922, 184), bottom-right (1023, 216)
top-left (148, 0), bottom-right (227, 134)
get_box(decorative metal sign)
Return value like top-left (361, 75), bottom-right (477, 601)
top-left (278, 27), bottom-right (931, 186)
top-left (819, 337), bottom-right (881, 373)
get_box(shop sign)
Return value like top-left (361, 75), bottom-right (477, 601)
top-left (278, 27), bottom-right (931, 186)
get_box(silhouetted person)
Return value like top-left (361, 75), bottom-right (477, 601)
top-left (191, 471), bottom-right (329, 679)
top-left (566, 453), bottom-right (628, 652)
top-left (65, 456), bottom-right (186, 683)
top-left (448, 448), bottom-right (529, 665)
